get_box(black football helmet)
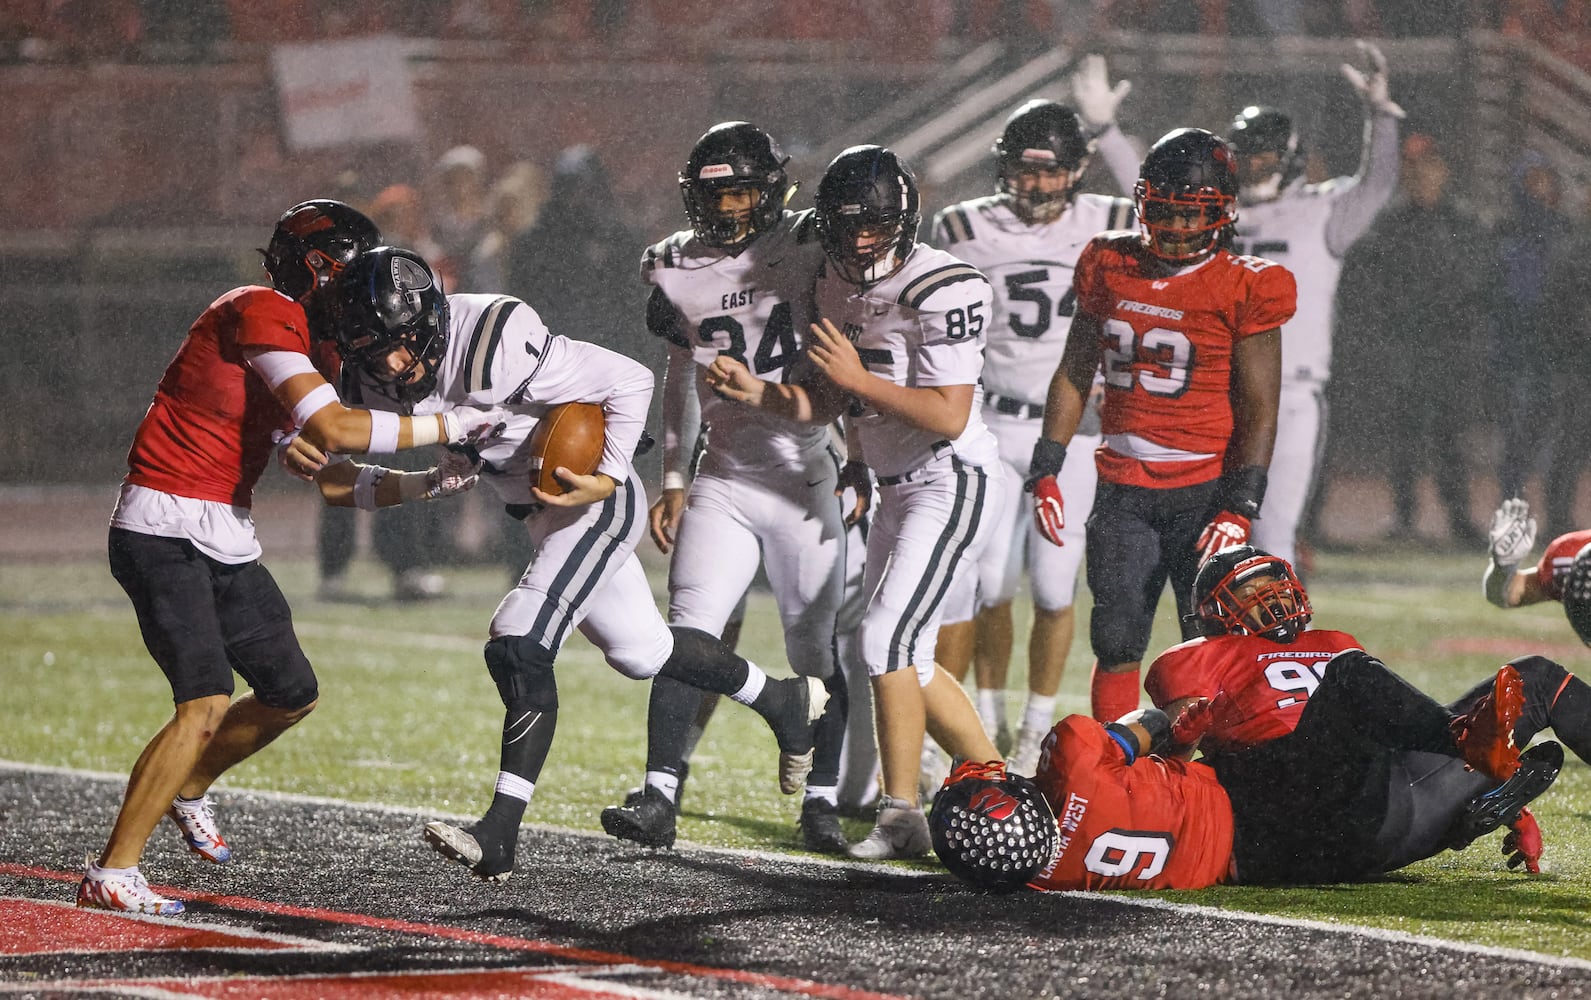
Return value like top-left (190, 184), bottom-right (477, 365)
top-left (260, 200), bottom-right (381, 304)
top-left (814, 145), bottom-right (920, 286)
top-left (679, 122), bottom-right (791, 250)
top-left (1229, 106), bottom-right (1304, 203)
top-left (1189, 544), bottom-right (1313, 643)
top-left (1563, 542), bottom-right (1591, 647)
top-left (994, 100), bottom-right (1095, 223)
top-left (332, 246), bottom-right (449, 408)
top-left (1133, 128), bottom-right (1239, 264)
top-left (930, 760), bottom-right (1056, 892)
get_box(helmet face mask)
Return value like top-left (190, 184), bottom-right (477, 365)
top-left (815, 145), bottom-right (921, 286)
top-left (679, 122), bottom-right (790, 251)
top-left (994, 100), bottom-right (1094, 224)
top-left (260, 200), bottom-right (381, 308)
top-left (1229, 106), bottom-right (1303, 204)
top-left (333, 247), bottom-right (449, 409)
top-left (1191, 545), bottom-right (1313, 643)
top-left (930, 761), bottom-right (1057, 892)
top-left (1134, 128), bottom-right (1239, 264)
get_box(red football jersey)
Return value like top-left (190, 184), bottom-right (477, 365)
top-left (1144, 629), bottom-right (1365, 753)
top-left (1073, 234), bottom-right (1297, 488)
top-left (125, 286), bottom-right (313, 506)
top-left (1536, 530), bottom-right (1591, 602)
top-left (1028, 715), bottom-right (1235, 891)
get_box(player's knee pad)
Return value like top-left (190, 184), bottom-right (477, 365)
top-left (253, 660), bottom-right (319, 714)
top-left (1089, 605), bottom-right (1151, 667)
top-left (483, 635), bottom-right (558, 711)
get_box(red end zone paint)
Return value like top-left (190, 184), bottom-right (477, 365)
top-left (2, 863), bottom-right (915, 1000)
top-left (0, 898), bottom-right (299, 955)
top-left (66, 969), bottom-right (666, 999)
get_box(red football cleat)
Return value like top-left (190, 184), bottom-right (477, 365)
top-left (1452, 665), bottom-right (1525, 781)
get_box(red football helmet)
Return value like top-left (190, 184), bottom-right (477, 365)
top-left (1133, 128), bottom-right (1239, 263)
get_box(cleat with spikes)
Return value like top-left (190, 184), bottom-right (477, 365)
top-left (422, 820), bottom-right (515, 881)
top-left (600, 785), bottom-right (677, 849)
top-left (769, 676), bottom-right (828, 795)
top-left (848, 796), bottom-right (932, 860)
top-left (1452, 664), bottom-right (1525, 781)
top-left (798, 797), bottom-right (848, 855)
top-left (1448, 741), bottom-right (1563, 851)
top-left (167, 795), bottom-right (231, 864)
top-left (77, 859), bottom-right (184, 915)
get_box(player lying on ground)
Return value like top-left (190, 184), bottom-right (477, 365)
top-left (929, 665), bottom-right (1563, 891)
top-left (1484, 497), bottom-right (1591, 646)
top-left (1144, 545), bottom-right (1591, 882)
top-left (283, 246), bottom-right (828, 881)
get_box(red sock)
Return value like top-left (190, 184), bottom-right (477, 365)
top-left (1091, 664), bottom-right (1142, 722)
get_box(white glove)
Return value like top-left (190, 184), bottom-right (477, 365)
top-left (1341, 39), bottom-right (1405, 119)
top-left (442, 407), bottom-right (511, 449)
top-left (1489, 498), bottom-right (1537, 567)
top-left (426, 449), bottom-right (482, 499)
top-left (1069, 53), bottom-right (1132, 133)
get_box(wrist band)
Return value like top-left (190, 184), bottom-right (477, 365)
top-left (353, 465), bottom-right (387, 510)
top-left (366, 411), bottom-right (401, 454)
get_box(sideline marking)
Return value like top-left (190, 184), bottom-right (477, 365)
top-left (2, 863), bottom-right (913, 1000)
top-left (6, 761), bottom-right (1591, 976)
top-left (0, 896), bottom-right (350, 956)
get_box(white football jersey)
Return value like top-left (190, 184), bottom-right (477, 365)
top-left (932, 193), bottom-right (1134, 405)
top-left (814, 244), bottom-right (999, 479)
top-left (347, 293), bottom-right (654, 506)
top-left (1230, 113), bottom-right (1399, 386)
top-left (642, 210), bottom-right (830, 472)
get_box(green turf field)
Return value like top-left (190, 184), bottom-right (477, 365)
top-left (3, 548), bottom-right (1587, 959)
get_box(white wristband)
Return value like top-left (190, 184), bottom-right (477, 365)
top-left (661, 471), bottom-right (687, 492)
top-left (352, 465), bottom-right (387, 510)
top-left (290, 383), bottom-right (339, 430)
top-left (366, 411), bottom-right (401, 454)
top-left (410, 414), bottom-right (445, 448)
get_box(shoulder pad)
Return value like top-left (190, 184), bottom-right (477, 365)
top-left (897, 261), bottom-right (989, 309)
top-left (459, 295), bottom-right (525, 395)
top-left (789, 209), bottom-right (819, 244)
top-left (933, 205), bottom-right (976, 245)
top-left (640, 231), bottom-right (693, 275)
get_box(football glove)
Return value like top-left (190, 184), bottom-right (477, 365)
top-left (1031, 476), bottom-right (1066, 547)
top-left (1503, 807), bottom-right (1543, 873)
top-left (1196, 510), bottom-right (1252, 563)
top-left (1341, 39), bottom-right (1405, 119)
top-left (1070, 53), bottom-right (1132, 133)
top-left (426, 448), bottom-right (483, 500)
top-left (1488, 498), bottom-right (1536, 567)
top-left (1170, 698), bottom-right (1215, 748)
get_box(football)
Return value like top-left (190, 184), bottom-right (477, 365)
top-left (528, 401), bottom-right (606, 496)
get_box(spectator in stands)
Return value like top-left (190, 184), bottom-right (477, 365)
top-left (1537, 181), bottom-right (1591, 539)
top-left (467, 161), bottom-right (547, 294)
top-left (1335, 134), bottom-right (1484, 545)
top-left (1488, 151), bottom-right (1571, 515)
top-left (431, 145), bottom-right (492, 292)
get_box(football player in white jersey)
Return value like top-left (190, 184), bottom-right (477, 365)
top-left (930, 88), bottom-right (1140, 776)
top-left (595, 122), bottom-right (852, 854)
top-left (707, 146), bottom-right (1005, 859)
top-left (291, 247), bottom-right (829, 882)
top-left (1229, 40), bottom-right (1402, 567)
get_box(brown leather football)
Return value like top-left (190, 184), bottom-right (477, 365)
top-left (528, 402), bottom-right (606, 496)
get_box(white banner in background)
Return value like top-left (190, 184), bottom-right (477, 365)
top-left (271, 35), bottom-right (419, 150)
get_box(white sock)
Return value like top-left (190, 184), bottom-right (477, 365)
top-left (87, 861), bottom-right (136, 878)
top-left (730, 662), bottom-right (767, 706)
top-left (494, 771), bottom-right (535, 802)
top-left (645, 770), bottom-right (680, 802)
top-left (805, 784), bottom-right (839, 806)
top-left (975, 688), bottom-right (1004, 733)
top-left (1022, 695), bottom-right (1057, 737)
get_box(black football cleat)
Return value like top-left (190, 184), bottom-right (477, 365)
top-left (798, 797), bottom-right (849, 855)
top-left (601, 785), bottom-right (677, 849)
top-left (767, 676), bottom-right (828, 795)
top-left (422, 820), bottom-right (516, 882)
top-left (1447, 741), bottom-right (1563, 851)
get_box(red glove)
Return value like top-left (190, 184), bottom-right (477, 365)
top-left (1503, 807), bottom-right (1543, 873)
top-left (1170, 698), bottom-right (1214, 747)
top-left (1031, 475), bottom-right (1066, 547)
top-left (1196, 510), bottom-right (1251, 563)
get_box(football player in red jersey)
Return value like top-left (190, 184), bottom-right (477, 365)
top-left (1025, 127), bottom-right (1294, 723)
top-left (80, 201), bottom-right (493, 916)
top-left (1483, 497), bottom-right (1591, 645)
top-left (1145, 545), bottom-right (1591, 880)
top-left (930, 685), bottom-right (1565, 892)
